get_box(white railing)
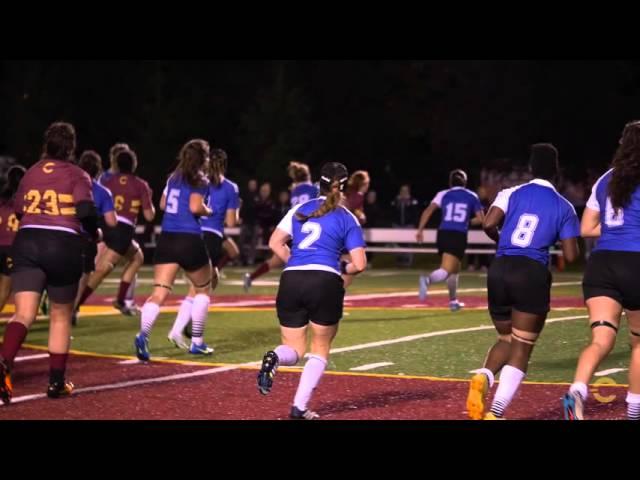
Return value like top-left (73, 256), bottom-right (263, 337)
top-left (134, 225), bottom-right (563, 256)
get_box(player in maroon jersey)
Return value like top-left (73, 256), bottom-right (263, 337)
top-left (0, 165), bottom-right (26, 313)
top-left (0, 122), bottom-right (99, 403)
top-left (342, 170), bottom-right (370, 288)
top-left (75, 149), bottom-right (155, 314)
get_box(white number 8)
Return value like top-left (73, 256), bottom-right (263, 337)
top-left (299, 221), bottom-right (322, 249)
top-left (511, 214), bottom-right (539, 248)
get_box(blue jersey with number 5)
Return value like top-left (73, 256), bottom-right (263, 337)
top-left (589, 169), bottom-right (640, 252)
top-left (161, 174), bottom-right (209, 235)
top-left (432, 187), bottom-right (483, 233)
top-left (277, 197), bottom-right (366, 275)
top-left (493, 179), bottom-right (579, 265)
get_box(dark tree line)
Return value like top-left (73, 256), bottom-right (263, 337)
top-left (1, 60), bottom-right (639, 203)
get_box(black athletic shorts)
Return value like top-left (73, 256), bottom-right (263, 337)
top-left (437, 230), bottom-right (467, 260)
top-left (82, 239), bottom-right (98, 274)
top-left (0, 245), bottom-right (12, 276)
top-left (103, 221), bottom-right (135, 256)
top-left (583, 250), bottom-right (640, 310)
top-left (203, 232), bottom-right (224, 265)
top-left (153, 232), bottom-right (209, 272)
top-left (276, 270), bottom-right (345, 328)
top-left (488, 255), bottom-right (552, 321)
top-left (11, 228), bottom-right (84, 303)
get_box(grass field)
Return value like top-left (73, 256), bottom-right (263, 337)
top-left (0, 263), bottom-right (633, 419)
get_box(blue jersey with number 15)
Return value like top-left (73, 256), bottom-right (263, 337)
top-left (432, 187), bottom-right (483, 233)
top-left (277, 197), bottom-right (366, 275)
top-left (493, 178), bottom-right (579, 265)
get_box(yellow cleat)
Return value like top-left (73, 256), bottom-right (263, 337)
top-left (466, 373), bottom-right (489, 420)
top-left (0, 359), bottom-right (12, 405)
top-left (483, 412), bottom-right (505, 420)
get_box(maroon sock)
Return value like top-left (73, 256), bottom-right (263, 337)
top-left (117, 281), bottom-right (131, 304)
top-left (250, 262), bottom-right (270, 281)
top-left (216, 255), bottom-right (231, 270)
top-left (77, 286), bottom-right (94, 307)
top-left (1, 322), bottom-right (28, 370)
top-left (48, 352), bottom-right (68, 384)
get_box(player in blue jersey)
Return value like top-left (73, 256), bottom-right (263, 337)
top-left (416, 169), bottom-right (485, 311)
top-left (133, 139), bottom-right (213, 361)
top-left (167, 148), bottom-right (240, 352)
top-left (72, 151), bottom-right (118, 325)
top-left (564, 121), bottom-right (640, 420)
top-left (243, 161), bottom-right (319, 292)
top-left (256, 162), bottom-right (366, 420)
top-left (466, 144), bottom-right (580, 420)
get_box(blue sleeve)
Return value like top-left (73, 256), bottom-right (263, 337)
top-left (473, 195), bottom-right (483, 213)
top-left (100, 188), bottom-right (115, 215)
top-left (559, 205), bottom-right (580, 240)
top-left (344, 217), bottom-right (366, 251)
top-left (228, 184), bottom-right (240, 209)
top-left (193, 184), bottom-right (209, 196)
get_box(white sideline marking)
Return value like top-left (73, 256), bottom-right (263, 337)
top-left (3, 361), bottom-right (261, 407)
top-left (118, 357), bottom-right (168, 365)
top-left (594, 368), bottom-right (627, 377)
top-left (350, 362), bottom-right (395, 371)
top-left (1, 315), bottom-right (587, 408)
top-left (224, 280), bottom-right (280, 287)
top-left (343, 281), bottom-right (580, 301)
top-left (15, 354), bottom-right (50, 363)
top-left (329, 315), bottom-right (588, 354)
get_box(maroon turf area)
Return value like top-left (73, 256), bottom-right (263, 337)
top-left (0, 348), bottom-right (625, 420)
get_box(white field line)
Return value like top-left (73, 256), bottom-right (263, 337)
top-left (1, 316), bottom-right (588, 407)
top-left (350, 362), bottom-right (395, 371)
top-left (329, 315), bottom-right (588, 354)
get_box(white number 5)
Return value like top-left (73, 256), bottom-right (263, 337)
top-left (299, 222), bottom-right (322, 249)
top-left (166, 188), bottom-right (180, 214)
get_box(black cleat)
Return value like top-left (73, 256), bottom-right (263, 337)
top-left (39, 291), bottom-right (49, 316)
top-left (113, 300), bottom-right (139, 316)
top-left (289, 406), bottom-right (319, 420)
top-left (0, 358), bottom-right (12, 405)
top-left (257, 351), bottom-right (279, 395)
top-left (46, 380), bottom-right (74, 399)
top-left (182, 322), bottom-right (193, 340)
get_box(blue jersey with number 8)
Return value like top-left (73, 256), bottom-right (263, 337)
top-left (276, 197), bottom-right (366, 275)
top-left (589, 169), bottom-right (640, 252)
top-left (493, 179), bottom-right (579, 265)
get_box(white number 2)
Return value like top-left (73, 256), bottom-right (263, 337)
top-left (299, 222), bottom-right (322, 249)
top-left (166, 189), bottom-right (180, 214)
top-left (511, 214), bottom-right (539, 248)
top-left (605, 197), bottom-right (624, 227)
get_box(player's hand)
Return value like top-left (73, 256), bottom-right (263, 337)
top-left (416, 230), bottom-right (424, 243)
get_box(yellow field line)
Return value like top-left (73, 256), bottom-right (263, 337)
top-left (20, 343), bottom-right (625, 388)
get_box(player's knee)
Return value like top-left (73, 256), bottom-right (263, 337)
top-left (497, 333), bottom-right (512, 343)
top-left (210, 268), bottom-right (219, 290)
top-left (511, 328), bottom-right (539, 346)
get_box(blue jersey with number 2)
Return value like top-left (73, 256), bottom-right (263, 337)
top-left (277, 197), bottom-right (366, 275)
